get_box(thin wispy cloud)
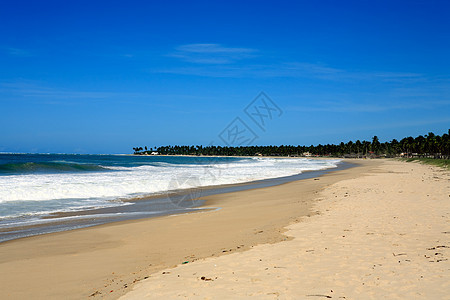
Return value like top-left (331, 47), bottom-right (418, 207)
top-left (157, 61), bottom-right (344, 78)
top-left (2, 47), bottom-right (32, 57)
top-left (157, 62), bottom-right (425, 84)
top-left (0, 81), bottom-right (148, 106)
top-left (159, 47), bottom-right (425, 82)
top-left (0, 82), bottom-right (118, 99)
top-left (0, 81), bottom-right (226, 108)
top-left (304, 67), bottom-right (424, 82)
top-left (373, 72), bottom-right (422, 79)
top-left (169, 43), bottom-right (257, 64)
top-left (284, 62), bottom-right (342, 76)
top-left (287, 99), bottom-right (450, 113)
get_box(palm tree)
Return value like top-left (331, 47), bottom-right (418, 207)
top-left (371, 136), bottom-right (380, 154)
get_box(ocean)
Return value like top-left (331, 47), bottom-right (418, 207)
top-left (0, 154), bottom-right (342, 242)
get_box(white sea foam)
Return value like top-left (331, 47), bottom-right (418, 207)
top-left (0, 158), bottom-right (340, 218)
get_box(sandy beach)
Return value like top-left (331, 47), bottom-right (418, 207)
top-left (0, 159), bottom-right (448, 299)
top-left (122, 159), bottom-right (449, 299)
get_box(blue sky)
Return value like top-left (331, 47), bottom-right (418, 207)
top-left (1, 0), bottom-right (449, 153)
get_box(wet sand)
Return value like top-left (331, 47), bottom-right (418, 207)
top-left (0, 159), bottom-right (381, 299)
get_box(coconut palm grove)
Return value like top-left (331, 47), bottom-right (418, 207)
top-left (134, 130), bottom-right (450, 159)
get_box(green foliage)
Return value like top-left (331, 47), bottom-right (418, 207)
top-left (132, 130), bottom-right (450, 159)
top-left (400, 158), bottom-right (450, 169)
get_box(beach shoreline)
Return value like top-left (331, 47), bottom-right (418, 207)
top-left (0, 159), bottom-right (380, 299)
top-left (0, 159), bottom-right (347, 243)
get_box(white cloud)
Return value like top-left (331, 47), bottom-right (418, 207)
top-left (287, 99), bottom-right (450, 113)
top-left (3, 47), bottom-right (32, 57)
top-left (0, 81), bottom-right (148, 105)
top-left (169, 43), bottom-right (257, 64)
top-left (176, 43), bottom-right (255, 54)
top-left (158, 53), bottom-right (426, 82)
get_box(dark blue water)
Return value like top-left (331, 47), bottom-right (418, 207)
top-left (0, 153), bottom-right (242, 175)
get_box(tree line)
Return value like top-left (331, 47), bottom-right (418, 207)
top-left (133, 130), bottom-right (450, 158)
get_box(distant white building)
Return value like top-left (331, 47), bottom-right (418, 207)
top-left (151, 151), bottom-right (159, 155)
